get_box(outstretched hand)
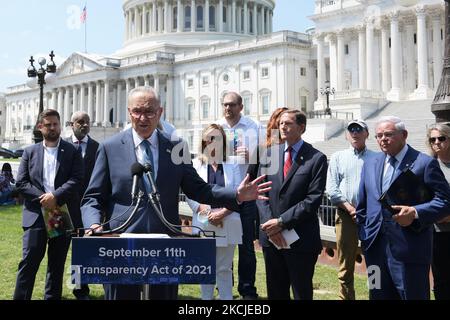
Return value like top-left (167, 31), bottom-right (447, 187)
top-left (236, 174), bottom-right (272, 202)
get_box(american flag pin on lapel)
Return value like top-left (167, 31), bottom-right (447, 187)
top-left (166, 149), bottom-right (171, 153)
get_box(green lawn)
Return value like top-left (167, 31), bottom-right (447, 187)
top-left (0, 204), bottom-right (369, 300)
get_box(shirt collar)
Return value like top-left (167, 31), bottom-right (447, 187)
top-left (386, 144), bottom-right (408, 165)
top-left (43, 138), bottom-right (61, 150)
top-left (72, 135), bottom-right (88, 144)
top-left (284, 139), bottom-right (304, 154)
top-left (351, 146), bottom-right (367, 156)
top-left (132, 129), bottom-right (158, 148)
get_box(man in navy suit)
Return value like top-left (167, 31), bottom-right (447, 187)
top-left (257, 109), bottom-right (328, 300)
top-left (81, 86), bottom-right (271, 300)
top-left (13, 109), bottom-right (84, 300)
top-left (68, 111), bottom-right (99, 300)
top-left (356, 116), bottom-right (450, 300)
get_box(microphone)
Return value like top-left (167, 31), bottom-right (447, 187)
top-left (143, 163), bottom-right (157, 196)
top-left (131, 162), bottom-right (145, 200)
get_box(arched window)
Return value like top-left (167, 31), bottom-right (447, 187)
top-left (173, 7), bottom-right (178, 30)
top-left (184, 6), bottom-right (191, 30)
top-left (209, 6), bottom-right (215, 30)
top-left (197, 6), bottom-right (203, 29)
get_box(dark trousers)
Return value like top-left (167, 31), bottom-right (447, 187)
top-left (237, 201), bottom-right (258, 297)
top-left (13, 227), bottom-right (71, 300)
top-left (364, 227), bottom-right (430, 300)
top-left (262, 245), bottom-right (318, 300)
top-left (432, 231), bottom-right (450, 300)
top-left (104, 284), bottom-right (178, 300)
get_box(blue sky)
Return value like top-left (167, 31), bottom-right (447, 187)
top-left (0, 0), bottom-right (315, 92)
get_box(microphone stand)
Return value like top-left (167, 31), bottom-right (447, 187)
top-left (91, 191), bottom-right (144, 236)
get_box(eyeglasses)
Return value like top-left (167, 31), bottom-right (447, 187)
top-left (429, 136), bottom-right (447, 144)
top-left (375, 131), bottom-right (399, 140)
top-left (130, 109), bottom-right (158, 119)
top-left (222, 102), bottom-right (238, 108)
top-left (348, 126), bottom-right (364, 133)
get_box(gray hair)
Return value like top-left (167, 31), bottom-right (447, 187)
top-left (427, 123), bottom-right (450, 157)
top-left (375, 116), bottom-right (406, 132)
top-left (71, 111), bottom-right (90, 123)
top-left (128, 86), bottom-right (160, 106)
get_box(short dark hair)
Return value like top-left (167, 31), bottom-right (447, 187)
top-left (281, 109), bottom-right (307, 126)
top-left (38, 109), bottom-right (60, 124)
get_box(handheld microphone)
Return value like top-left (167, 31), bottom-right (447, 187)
top-left (143, 163), bottom-right (158, 196)
top-left (131, 162), bottom-right (145, 200)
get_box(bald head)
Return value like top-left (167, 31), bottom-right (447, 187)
top-left (71, 111), bottom-right (91, 140)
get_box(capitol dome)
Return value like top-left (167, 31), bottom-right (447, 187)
top-left (120, 0), bottom-right (275, 54)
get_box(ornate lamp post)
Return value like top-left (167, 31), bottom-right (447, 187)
top-left (431, 0), bottom-right (450, 122)
top-left (27, 51), bottom-right (57, 143)
top-left (320, 80), bottom-right (335, 116)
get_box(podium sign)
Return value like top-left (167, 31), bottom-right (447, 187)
top-left (71, 237), bottom-right (216, 285)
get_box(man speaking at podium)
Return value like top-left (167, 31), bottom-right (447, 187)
top-left (81, 86), bottom-right (271, 300)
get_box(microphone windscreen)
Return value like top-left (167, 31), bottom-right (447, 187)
top-left (143, 163), bottom-right (154, 173)
top-left (131, 162), bottom-right (145, 176)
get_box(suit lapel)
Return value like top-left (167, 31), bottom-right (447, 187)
top-left (276, 145), bottom-right (284, 188)
top-left (55, 141), bottom-right (65, 183)
top-left (391, 146), bottom-right (415, 185)
top-left (157, 131), bottom-right (172, 186)
top-left (375, 154), bottom-right (384, 195)
top-left (36, 143), bottom-right (44, 188)
top-left (280, 142), bottom-right (307, 190)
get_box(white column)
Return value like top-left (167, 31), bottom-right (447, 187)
top-left (154, 74), bottom-right (160, 97)
top-left (134, 7), bottom-right (139, 38)
top-left (158, 5), bottom-right (164, 33)
top-left (72, 86), bottom-right (78, 114)
top-left (125, 79), bottom-right (132, 124)
top-left (57, 89), bottom-right (63, 116)
top-left (337, 30), bottom-right (345, 91)
top-left (270, 10), bottom-right (273, 33)
top-left (415, 5), bottom-right (432, 97)
top-left (64, 87), bottom-right (70, 126)
top-left (366, 21), bottom-right (375, 90)
top-left (265, 7), bottom-right (270, 34)
top-left (231, 1), bottom-right (237, 34)
top-left (103, 80), bottom-right (110, 126)
top-left (152, 1), bottom-right (157, 33)
top-left (95, 81), bottom-right (102, 124)
top-left (381, 22), bottom-right (391, 93)
top-left (166, 75), bottom-right (173, 122)
top-left (328, 34), bottom-right (338, 91)
top-left (243, 0), bottom-right (248, 34)
top-left (205, 0), bottom-right (210, 32)
top-left (87, 83), bottom-right (94, 121)
top-left (125, 11), bottom-right (129, 40)
top-left (144, 75), bottom-right (150, 86)
top-left (316, 35), bottom-right (326, 104)
top-left (142, 4), bottom-right (147, 35)
top-left (52, 89), bottom-right (57, 110)
top-left (358, 26), bottom-right (366, 90)
top-left (177, 0), bottom-right (183, 32)
top-left (116, 81), bottom-right (123, 125)
top-left (219, 0), bottom-right (224, 32)
top-left (191, 0), bottom-right (196, 32)
top-left (405, 21), bottom-right (416, 93)
top-left (164, 1), bottom-right (169, 33)
top-left (253, 4), bottom-right (258, 36)
top-left (432, 13), bottom-right (443, 89)
top-left (388, 11), bottom-right (402, 100)
top-left (79, 84), bottom-right (86, 112)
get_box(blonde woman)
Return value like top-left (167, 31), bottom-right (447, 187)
top-left (427, 123), bottom-right (450, 300)
top-left (186, 124), bottom-right (244, 300)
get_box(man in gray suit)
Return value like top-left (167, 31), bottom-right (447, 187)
top-left (81, 86), bottom-right (271, 300)
top-left (68, 111), bottom-right (99, 300)
top-left (257, 109), bottom-right (328, 300)
top-left (13, 109), bottom-right (84, 300)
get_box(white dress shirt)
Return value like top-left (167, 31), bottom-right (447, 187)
top-left (71, 135), bottom-right (89, 158)
top-left (43, 139), bottom-right (60, 193)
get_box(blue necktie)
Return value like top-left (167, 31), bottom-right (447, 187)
top-left (382, 156), bottom-right (397, 193)
top-left (141, 140), bottom-right (155, 193)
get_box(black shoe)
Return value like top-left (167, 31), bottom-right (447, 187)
top-left (75, 295), bottom-right (90, 300)
top-left (242, 294), bottom-right (258, 300)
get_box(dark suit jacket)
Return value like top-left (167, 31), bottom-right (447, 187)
top-left (356, 146), bottom-right (450, 264)
top-left (81, 129), bottom-right (240, 235)
top-left (256, 141), bottom-right (327, 254)
top-left (15, 139), bottom-right (84, 228)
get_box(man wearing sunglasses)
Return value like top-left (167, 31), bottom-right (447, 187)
top-left (356, 116), bottom-right (450, 300)
top-left (326, 120), bottom-right (375, 300)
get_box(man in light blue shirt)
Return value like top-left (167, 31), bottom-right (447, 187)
top-left (326, 119), bottom-right (375, 300)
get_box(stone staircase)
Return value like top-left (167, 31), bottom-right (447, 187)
top-left (312, 100), bottom-right (436, 158)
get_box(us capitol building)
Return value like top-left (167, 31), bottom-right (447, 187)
top-left (2, 0), bottom-right (446, 148)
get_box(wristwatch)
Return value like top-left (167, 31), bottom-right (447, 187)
top-left (277, 216), bottom-right (284, 228)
